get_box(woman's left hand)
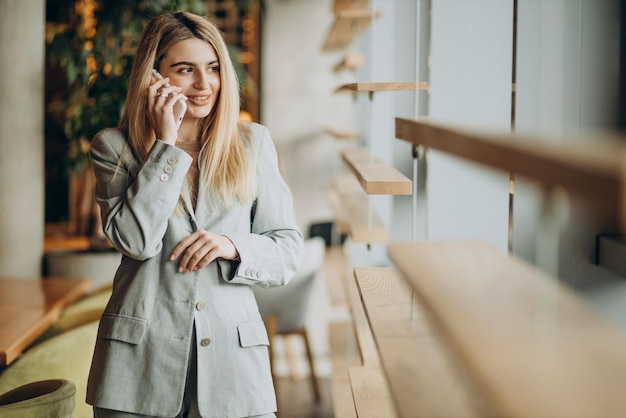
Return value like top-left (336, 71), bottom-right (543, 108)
top-left (171, 230), bottom-right (239, 273)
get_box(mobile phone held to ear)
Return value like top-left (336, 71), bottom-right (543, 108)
top-left (152, 69), bottom-right (187, 129)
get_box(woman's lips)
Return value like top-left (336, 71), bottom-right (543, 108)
top-left (187, 95), bottom-right (210, 106)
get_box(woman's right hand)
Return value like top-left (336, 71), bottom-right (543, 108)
top-left (147, 77), bottom-right (187, 146)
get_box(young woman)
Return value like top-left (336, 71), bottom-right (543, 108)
top-left (86, 11), bottom-right (303, 418)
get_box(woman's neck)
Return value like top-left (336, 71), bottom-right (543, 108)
top-left (176, 118), bottom-right (201, 143)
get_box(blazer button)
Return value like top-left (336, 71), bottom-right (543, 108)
top-left (167, 157), bottom-right (177, 165)
top-left (200, 338), bottom-right (212, 347)
top-left (164, 165), bottom-right (173, 173)
top-left (195, 301), bottom-right (206, 311)
top-left (160, 173), bottom-right (169, 182)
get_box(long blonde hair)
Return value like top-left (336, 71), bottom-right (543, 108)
top-left (119, 11), bottom-right (255, 208)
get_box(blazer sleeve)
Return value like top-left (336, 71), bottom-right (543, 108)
top-left (219, 125), bottom-right (303, 288)
top-left (90, 129), bottom-right (192, 260)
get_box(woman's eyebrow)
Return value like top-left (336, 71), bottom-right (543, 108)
top-left (169, 60), bottom-right (219, 68)
top-left (170, 61), bottom-right (195, 68)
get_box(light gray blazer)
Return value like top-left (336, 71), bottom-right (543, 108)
top-left (86, 123), bottom-right (303, 417)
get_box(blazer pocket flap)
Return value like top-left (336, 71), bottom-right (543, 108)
top-left (237, 321), bottom-right (269, 347)
top-left (98, 314), bottom-right (147, 345)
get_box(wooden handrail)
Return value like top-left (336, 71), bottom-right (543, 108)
top-left (341, 147), bottom-right (412, 195)
top-left (395, 117), bottom-right (626, 229)
top-left (388, 240), bottom-right (626, 417)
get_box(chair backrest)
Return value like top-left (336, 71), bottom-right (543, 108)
top-left (0, 379), bottom-right (76, 418)
top-left (253, 237), bottom-right (326, 334)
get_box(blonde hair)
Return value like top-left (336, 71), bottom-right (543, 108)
top-left (119, 11), bottom-right (256, 208)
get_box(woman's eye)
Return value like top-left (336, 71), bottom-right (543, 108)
top-left (179, 67), bottom-right (192, 74)
top-left (208, 66), bottom-right (220, 74)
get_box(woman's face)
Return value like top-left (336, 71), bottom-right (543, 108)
top-left (157, 37), bottom-right (221, 121)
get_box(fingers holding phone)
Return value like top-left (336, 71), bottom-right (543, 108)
top-left (148, 70), bottom-right (188, 145)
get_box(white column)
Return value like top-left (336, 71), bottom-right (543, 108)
top-left (0, 0), bottom-right (45, 277)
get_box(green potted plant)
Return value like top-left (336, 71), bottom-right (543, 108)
top-left (44, 0), bottom-right (259, 287)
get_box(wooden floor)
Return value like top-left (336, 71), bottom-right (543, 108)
top-left (276, 376), bottom-right (334, 418)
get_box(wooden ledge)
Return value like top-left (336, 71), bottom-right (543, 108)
top-left (349, 366), bottom-right (398, 418)
top-left (346, 267), bottom-right (380, 367)
top-left (324, 128), bottom-right (362, 141)
top-left (334, 53), bottom-right (365, 72)
top-left (329, 321), bottom-right (358, 418)
top-left (388, 241), bottom-right (626, 417)
top-left (333, 0), bottom-right (369, 13)
top-left (44, 235), bottom-right (91, 252)
top-left (323, 246), bottom-right (351, 308)
top-left (341, 147), bottom-right (412, 195)
top-left (395, 117), bottom-right (626, 229)
top-left (327, 175), bottom-right (389, 244)
top-left (335, 81), bottom-right (428, 94)
top-left (354, 267), bottom-right (487, 417)
top-left (322, 9), bottom-right (382, 51)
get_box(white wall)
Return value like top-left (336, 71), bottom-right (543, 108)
top-left (262, 0), bottom-right (356, 238)
top-left (0, 0), bottom-right (45, 277)
top-left (262, 0), bottom-right (413, 268)
top-left (426, 0), bottom-right (514, 251)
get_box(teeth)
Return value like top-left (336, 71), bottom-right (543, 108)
top-left (190, 96), bottom-right (208, 100)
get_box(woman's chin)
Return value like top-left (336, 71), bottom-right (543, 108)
top-left (185, 107), bottom-right (213, 120)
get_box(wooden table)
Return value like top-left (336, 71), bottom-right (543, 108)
top-left (0, 277), bottom-right (92, 366)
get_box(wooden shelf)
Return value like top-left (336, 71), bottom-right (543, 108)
top-left (323, 246), bottom-right (351, 308)
top-left (329, 321), bottom-right (358, 418)
top-left (349, 366), bottom-right (398, 418)
top-left (327, 175), bottom-right (389, 244)
top-left (354, 267), bottom-right (486, 418)
top-left (324, 128), bottom-right (362, 141)
top-left (44, 235), bottom-right (91, 252)
top-left (395, 117), bottom-right (626, 230)
top-left (341, 147), bottom-right (412, 195)
top-left (388, 241), bottom-right (626, 417)
top-left (335, 81), bottom-right (428, 94)
top-left (322, 9), bottom-right (382, 52)
top-left (333, 0), bottom-right (370, 13)
top-left (334, 53), bottom-right (365, 72)
top-left (346, 266), bottom-right (380, 367)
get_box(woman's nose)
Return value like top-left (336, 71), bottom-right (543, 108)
top-left (194, 72), bottom-right (212, 89)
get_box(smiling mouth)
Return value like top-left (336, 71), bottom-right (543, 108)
top-left (189, 96), bottom-right (209, 101)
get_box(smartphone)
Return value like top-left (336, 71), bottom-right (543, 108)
top-left (152, 69), bottom-right (187, 129)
